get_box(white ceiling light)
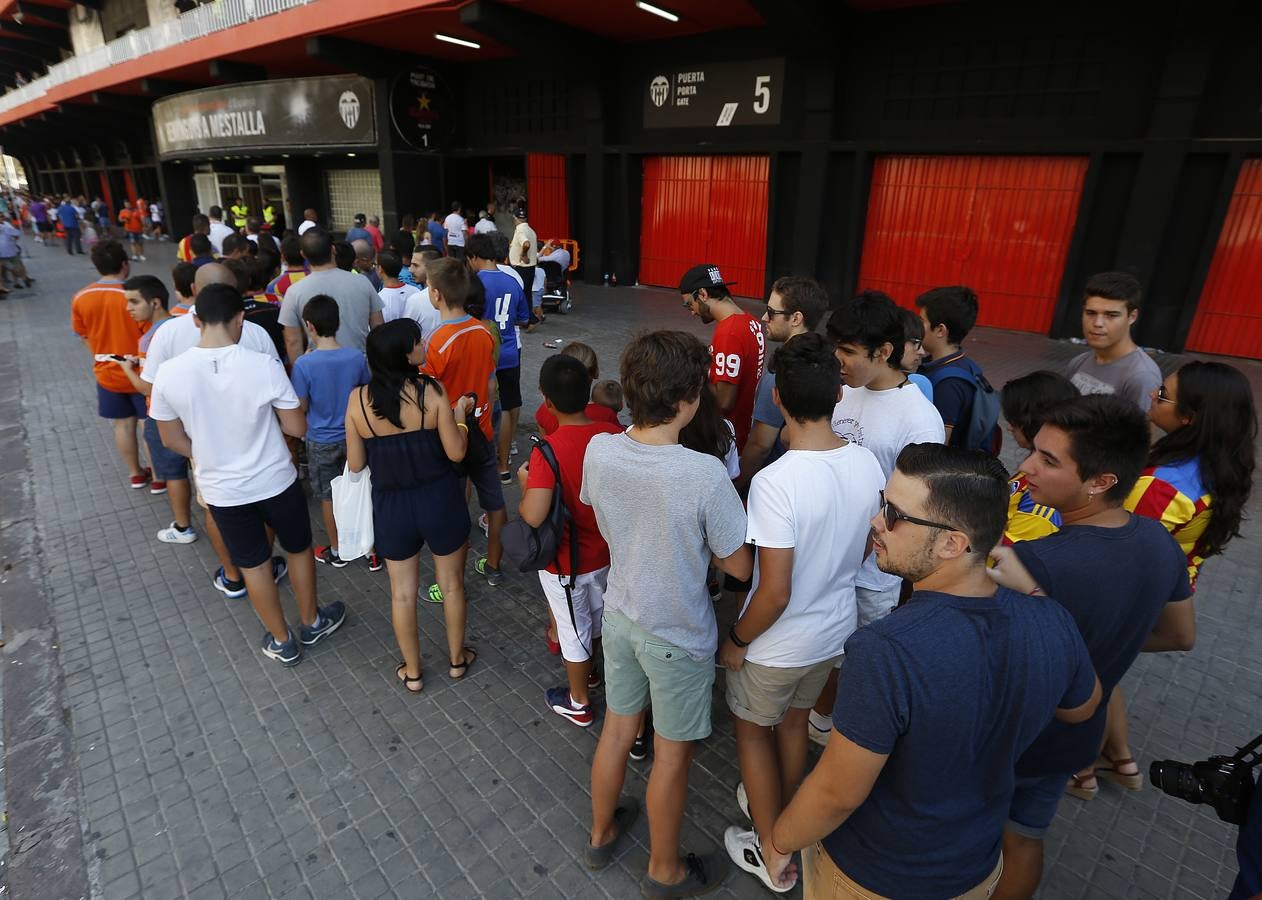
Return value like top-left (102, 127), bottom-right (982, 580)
top-left (435, 33), bottom-right (481, 49)
top-left (636, 1), bottom-right (679, 22)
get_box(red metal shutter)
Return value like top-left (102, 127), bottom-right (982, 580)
top-left (1185, 160), bottom-right (1262, 358)
top-left (639, 155), bottom-right (768, 296)
top-left (526, 153), bottom-right (569, 240)
top-left (859, 155), bottom-right (1089, 334)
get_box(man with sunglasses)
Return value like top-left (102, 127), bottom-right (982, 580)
top-left (772, 443), bottom-right (1101, 900)
top-left (736, 276), bottom-right (829, 489)
top-left (680, 264), bottom-right (766, 451)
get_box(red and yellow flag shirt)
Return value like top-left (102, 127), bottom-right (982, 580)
top-left (1125, 457), bottom-right (1212, 590)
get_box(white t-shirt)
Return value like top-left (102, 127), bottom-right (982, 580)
top-left (149, 344), bottom-right (299, 507)
top-left (208, 220), bottom-right (235, 255)
top-left (474, 218), bottom-right (497, 235)
top-left (744, 442), bottom-right (886, 667)
top-left (140, 307), bottom-right (278, 383)
top-left (247, 233), bottom-right (280, 251)
top-left (723, 419), bottom-right (740, 479)
top-left (509, 222), bottom-right (538, 266)
top-left (402, 287), bottom-right (441, 348)
top-left (443, 212), bottom-right (466, 248)
top-left (297, 220), bottom-right (317, 236)
top-left (542, 247), bottom-right (571, 270)
top-left (379, 282), bottom-right (419, 323)
top-left (831, 383), bottom-right (945, 591)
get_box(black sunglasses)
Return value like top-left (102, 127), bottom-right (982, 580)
top-left (764, 304), bottom-right (792, 318)
top-left (879, 491), bottom-right (971, 551)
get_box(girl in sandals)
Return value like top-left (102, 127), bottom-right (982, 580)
top-left (345, 319), bottom-right (478, 691)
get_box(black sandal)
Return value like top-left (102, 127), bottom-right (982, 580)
top-left (449, 647), bottom-right (477, 680)
top-left (395, 662), bottom-right (423, 693)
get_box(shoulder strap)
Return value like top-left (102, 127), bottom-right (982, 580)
top-left (359, 387), bottom-right (379, 437)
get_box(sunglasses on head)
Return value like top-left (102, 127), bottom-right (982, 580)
top-left (878, 491), bottom-right (971, 552)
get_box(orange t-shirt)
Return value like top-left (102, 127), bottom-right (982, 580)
top-left (421, 315), bottom-right (496, 440)
top-left (71, 280), bottom-right (145, 393)
top-left (119, 209), bottom-right (143, 234)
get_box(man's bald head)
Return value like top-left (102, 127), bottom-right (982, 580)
top-left (352, 239), bottom-right (373, 260)
top-left (194, 262), bottom-right (239, 297)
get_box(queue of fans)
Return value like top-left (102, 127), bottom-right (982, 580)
top-left (63, 218), bottom-right (1257, 900)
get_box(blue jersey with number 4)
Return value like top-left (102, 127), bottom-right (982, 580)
top-left (478, 269), bottom-right (530, 370)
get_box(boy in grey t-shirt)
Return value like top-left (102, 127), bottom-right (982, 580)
top-left (1065, 271), bottom-right (1162, 411)
top-left (580, 331), bottom-right (751, 897)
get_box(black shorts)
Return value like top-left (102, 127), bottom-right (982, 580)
top-left (37, 222), bottom-right (52, 233)
top-left (468, 451), bottom-right (506, 512)
top-left (208, 479), bottom-right (312, 569)
top-left (446, 245), bottom-right (466, 261)
top-left (496, 365), bottom-right (522, 411)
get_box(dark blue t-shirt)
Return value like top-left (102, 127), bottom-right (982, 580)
top-left (478, 269), bottom-right (529, 370)
top-left (1014, 516), bottom-right (1190, 776)
top-left (290, 347), bottom-right (371, 444)
top-left (824, 587), bottom-right (1096, 899)
top-left (1230, 769), bottom-right (1262, 900)
top-left (921, 352), bottom-right (985, 449)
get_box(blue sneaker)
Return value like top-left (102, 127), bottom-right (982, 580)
top-left (299, 601), bottom-right (346, 646)
top-left (212, 567), bottom-right (247, 599)
top-left (546, 686), bottom-right (593, 728)
top-left (261, 630), bottom-right (301, 667)
top-left (272, 555), bottom-right (288, 583)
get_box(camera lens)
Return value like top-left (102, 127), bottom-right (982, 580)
top-left (1150, 760), bottom-right (1205, 803)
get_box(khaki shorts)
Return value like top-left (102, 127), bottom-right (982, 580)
top-left (726, 656), bottom-right (841, 727)
top-left (601, 610), bottom-right (714, 743)
top-left (802, 842), bottom-right (1002, 900)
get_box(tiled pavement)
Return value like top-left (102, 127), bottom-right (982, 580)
top-left (1, 240), bottom-right (1259, 899)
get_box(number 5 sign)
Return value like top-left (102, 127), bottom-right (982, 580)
top-left (643, 58), bottom-right (785, 129)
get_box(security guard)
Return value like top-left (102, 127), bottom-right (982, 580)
top-left (262, 202), bottom-right (276, 231)
top-left (230, 197), bottom-right (249, 231)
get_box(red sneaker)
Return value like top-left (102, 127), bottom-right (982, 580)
top-left (367, 553), bottom-right (383, 572)
top-left (545, 626), bottom-right (561, 656)
top-left (129, 467), bottom-right (152, 490)
top-left (588, 670), bottom-right (603, 691)
top-left (150, 480), bottom-right (168, 495)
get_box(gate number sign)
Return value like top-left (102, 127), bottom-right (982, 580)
top-left (643, 58), bottom-right (785, 129)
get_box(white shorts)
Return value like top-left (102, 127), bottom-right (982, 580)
top-left (539, 566), bottom-right (608, 663)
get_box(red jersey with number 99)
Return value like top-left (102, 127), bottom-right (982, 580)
top-left (709, 312), bottom-right (765, 451)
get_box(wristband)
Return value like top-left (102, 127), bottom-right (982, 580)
top-left (729, 625), bottom-right (750, 649)
top-left (455, 422), bottom-right (468, 433)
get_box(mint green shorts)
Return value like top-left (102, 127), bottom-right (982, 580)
top-left (601, 610), bottom-right (714, 742)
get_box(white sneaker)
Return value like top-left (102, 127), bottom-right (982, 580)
top-left (139, 255), bottom-right (147, 261)
top-left (724, 826), bottom-right (795, 894)
top-left (808, 709), bottom-right (832, 747)
top-left (736, 782), bottom-right (750, 820)
top-left (156, 522), bottom-right (198, 544)
top-left (510, 440), bottom-right (519, 457)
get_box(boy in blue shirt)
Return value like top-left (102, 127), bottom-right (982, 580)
top-left (290, 295), bottom-right (374, 570)
top-left (467, 232), bottom-right (531, 485)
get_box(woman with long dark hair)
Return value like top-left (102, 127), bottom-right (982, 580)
top-left (680, 384), bottom-right (739, 478)
top-left (1072, 360), bottom-right (1256, 799)
top-left (345, 319), bottom-right (475, 692)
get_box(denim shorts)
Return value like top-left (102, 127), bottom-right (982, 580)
top-left (305, 439), bottom-right (346, 501)
top-left (601, 610), bottom-right (714, 742)
top-left (142, 417), bottom-right (188, 481)
top-left (97, 383), bottom-right (146, 420)
top-left (1007, 771), bottom-right (1068, 839)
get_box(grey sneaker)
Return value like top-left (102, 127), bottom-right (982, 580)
top-left (261, 630), bottom-right (301, 667)
top-left (475, 556), bottom-right (503, 586)
top-left (640, 851), bottom-right (729, 898)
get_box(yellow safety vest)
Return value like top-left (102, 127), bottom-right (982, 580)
top-left (262, 205), bottom-right (276, 226)
top-left (231, 204), bottom-right (248, 228)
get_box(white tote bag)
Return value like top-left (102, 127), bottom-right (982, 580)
top-left (330, 463), bottom-right (374, 561)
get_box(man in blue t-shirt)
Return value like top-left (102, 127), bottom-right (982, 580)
top-left (770, 443), bottom-right (1100, 900)
top-left (425, 211), bottom-right (446, 253)
top-left (467, 233), bottom-right (531, 485)
top-left (987, 395), bottom-right (1193, 900)
top-left (917, 285), bottom-right (1000, 452)
top-left (58, 195), bottom-right (85, 256)
top-left (290, 295), bottom-right (372, 569)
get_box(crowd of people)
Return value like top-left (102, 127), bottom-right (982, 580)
top-left (59, 205), bottom-right (1259, 900)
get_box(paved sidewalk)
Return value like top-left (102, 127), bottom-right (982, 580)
top-left (1, 240), bottom-right (1258, 899)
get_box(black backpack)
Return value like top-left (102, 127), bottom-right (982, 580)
top-left (501, 436), bottom-right (585, 649)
